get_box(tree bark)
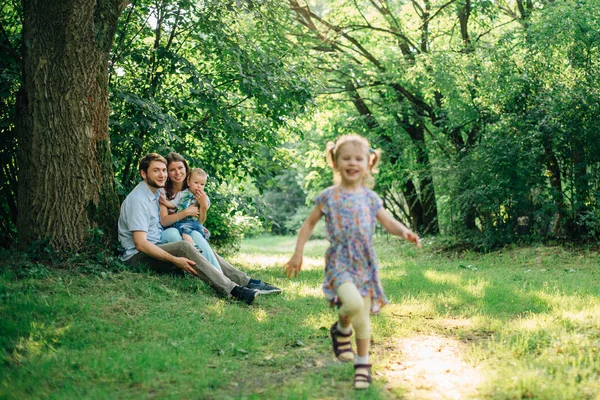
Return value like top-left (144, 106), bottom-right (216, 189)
top-left (542, 131), bottom-right (565, 235)
top-left (17, 0), bottom-right (125, 251)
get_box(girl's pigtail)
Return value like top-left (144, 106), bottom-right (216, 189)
top-left (325, 141), bottom-right (336, 168)
top-left (369, 148), bottom-right (382, 174)
top-left (325, 141), bottom-right (341, 185)
top-left (363, 147), bottom-right (382, 189)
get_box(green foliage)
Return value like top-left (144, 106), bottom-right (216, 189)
top-left (0, 1), bottom-right (21, 248)
top-left (202, 189), bottom-right (248, 255)
top-left (2, 0), bottom-right (600, 253)
top-left (109, 0), bottom-right (313, 194)
top-left (458, 0), bottom-right (600, 244)
top-left (260, 168), bottom-right (307, 235)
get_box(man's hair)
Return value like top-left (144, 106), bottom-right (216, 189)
top-left (139, 153), bottom-right (167, 173)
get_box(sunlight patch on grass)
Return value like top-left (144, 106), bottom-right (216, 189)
top-left (511, 316), bottom-right (549, 332)
top-left (232, 254), bottom-right (287, 268)
top-left (283, 281), bottom-right (322, 300)
top-left (204, 299), bottom-right (226, 316)
top-left (300, 256), bottom-right (325, 271)
top-left (233, 254), bottom-right (324, 273)
top-left (561, 307), bottom-right (600, 323)
top-left (12, 322), bottom-right (70, 363)
top-left (423, 270), bottom-right (463, 286)
top-left (388, 299), bottom-right (438, 318)
top-left (534, 291), bottom-right (597, 311)
top-left (239, 235), bottom-right (329, 257)
top-left (303, 313), bottom-right (334, 332)
top-left (297, 285), bottom-right (323, 299)
top-left (379, 259), bottom-right (410, 269)
top-left (464, 280), bottom-right (488, 298)
top-left (253, 308), bottom-right (269, 323)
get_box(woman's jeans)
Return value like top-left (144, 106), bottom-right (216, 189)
top-left (161, 227), bottom-right (222, 272)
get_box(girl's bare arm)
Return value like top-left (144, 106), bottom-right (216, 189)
top-left (284, 205), bottom-right (324, 278)
top-left (376, 208), bottom-right (421, 247)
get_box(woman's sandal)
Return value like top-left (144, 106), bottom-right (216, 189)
top-left (353, 363), bottom-right (372, 389)
top-left (330, 322), bottom-right (354, 362)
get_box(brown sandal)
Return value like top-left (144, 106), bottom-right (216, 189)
top-left (354, 363), bottom-right (372, 389)
top-left (330, 322), bottom-right (354, 362)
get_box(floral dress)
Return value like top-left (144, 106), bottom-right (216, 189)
top-left (315, 185), bottom-right (388, 313)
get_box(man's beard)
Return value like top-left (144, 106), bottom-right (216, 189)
top-left (146, 177), bottom-right (165, 189)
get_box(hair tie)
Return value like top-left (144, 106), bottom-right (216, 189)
top-left (369, 148), bottom-right (375, 154)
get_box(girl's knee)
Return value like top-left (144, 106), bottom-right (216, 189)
top-left (337, 282), bottom-right (365, 319)
top-left (339, 295), bottom-right (364, 319)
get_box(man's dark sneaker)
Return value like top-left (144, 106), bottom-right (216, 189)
top-left (245, 278), bottom-right (282, 295)
top-left (231, 285), bottom-right (259, 305)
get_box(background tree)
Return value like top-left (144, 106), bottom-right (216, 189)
top-left (16, 0), bottom-right (126, 251)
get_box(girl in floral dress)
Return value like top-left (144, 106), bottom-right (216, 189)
top-left (284, 134), bottom-right (421, 389)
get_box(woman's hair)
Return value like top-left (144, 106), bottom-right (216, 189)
top-left (325, 134), bottom-right (381, 188)
top-left (164, 152), bottom-right (190, 200)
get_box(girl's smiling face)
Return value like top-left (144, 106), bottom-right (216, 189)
top-left (167, 161), bottom-right (187, 184)
top-left (334, 142), bottom-right (369, 187)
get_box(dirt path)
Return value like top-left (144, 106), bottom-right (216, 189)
top-left (379, 334), bottom-right (484, 399)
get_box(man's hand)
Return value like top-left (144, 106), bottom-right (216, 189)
top-left (172, 257), bottom-right (199, 276)
top-left (132, 231), bottom-right (200, 276)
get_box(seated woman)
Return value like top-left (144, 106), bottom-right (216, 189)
top-left (160, 167), bottom-right (212, 256)
top-left (159, 153), bottom-right (220, 269)
top-left (159, 152), bottom-right (281, 294)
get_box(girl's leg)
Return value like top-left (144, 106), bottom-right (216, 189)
top-left (332, 282), bottom-right (364, 362)
top-left (189, 230), bottom-right (222, 272)
top-left (352, 295), bottom-right (371, 356)
top-left (352, 296), bottom-right (372, 389)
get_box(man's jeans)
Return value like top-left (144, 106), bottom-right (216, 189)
top-left (125, 241), bottom-right (249, 296)
top-left (161, 227), bottom-right (221, 271)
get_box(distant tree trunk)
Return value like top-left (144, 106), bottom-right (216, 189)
top-left (17, 0), bottom-right (126, 251)
top-left (542, 131), bottom-right (565, 235)
top-left (404, 123), bottom-right (439, 234)
top-left (572, 143), bottom-right (589, 237)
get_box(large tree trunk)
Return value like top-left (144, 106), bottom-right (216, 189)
top-left (17, 0), bottom-right (125, 251)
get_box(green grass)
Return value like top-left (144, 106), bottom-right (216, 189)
top-left (1, 236), bottom-right (599, 399)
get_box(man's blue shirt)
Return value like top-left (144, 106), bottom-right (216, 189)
top-left (118, 181), bottom-right (162, 261)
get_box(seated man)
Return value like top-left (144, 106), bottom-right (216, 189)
top-left (118, 153), bottom-right (281, 305)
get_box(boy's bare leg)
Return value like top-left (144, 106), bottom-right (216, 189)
top-left (182, 233), bottom-right (194, 244)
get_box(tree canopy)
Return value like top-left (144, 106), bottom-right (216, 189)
top-left (0, 0), bottom-right (598, 251)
